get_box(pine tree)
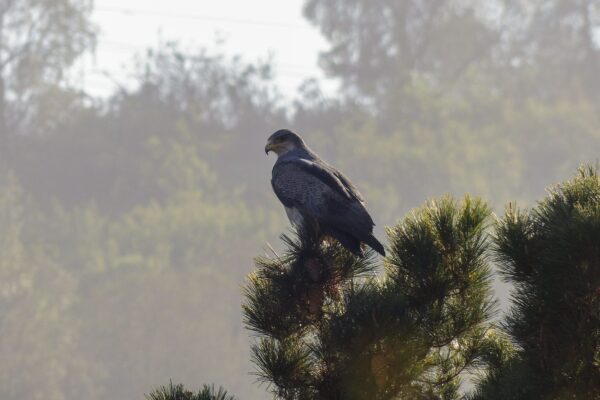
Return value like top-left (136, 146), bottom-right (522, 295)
top-left (243, 196), bottom-right (497, 399)
top-left (146, 168), bottom-right (600, 398)
top-left (145, 381), bottom-right (237, 400)
top-left (471, 166), bottom-right (600, 399)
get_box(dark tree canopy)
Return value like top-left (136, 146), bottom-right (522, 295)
top-left (472, 166), bottom-right (600, 399)
top-left (244, 197), bottom-right (497, 399)
top-left (146, 382), bottom-right (237, 400)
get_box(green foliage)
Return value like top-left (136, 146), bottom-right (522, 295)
top-left (385, 196), bottom-right (497, 398)
top-left (0, 173), bottom-right (99, 399)
top-left (472, 166), bottom-right (600, 399)
top-left (297, 0), bottom-right (600, 212)
top-left (244, 196), bottom-right (496, 399)
top-left (22, 188), bottom-right (271, 399)
top-left (0, 0), bottom-right (96, 137)
top-left (0, 1), bottom-right (599, 399)
top-left (303, 0), bottom-right (496, 105)
top-left (146, 381), bottom-right (237, 400)
top-left (304, 0), bottom-right (600, 104)
top-left (0, 41), bottom-right (287, 400)
top-left (387, 196), bottom-right (496, 333)
top-left (244, 229), bottom-right (376, 340)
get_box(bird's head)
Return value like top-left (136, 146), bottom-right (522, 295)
top-left (265, 129), bottom-right (305, 156)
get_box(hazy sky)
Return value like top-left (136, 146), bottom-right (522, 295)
top-left (81, 0), bottom-right (334, 98)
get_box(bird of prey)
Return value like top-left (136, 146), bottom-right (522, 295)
top-left (265, 129), bottom-right (385, 257)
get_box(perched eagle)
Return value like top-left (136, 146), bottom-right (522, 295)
top-left (265, 129), bottom-right (385, 257)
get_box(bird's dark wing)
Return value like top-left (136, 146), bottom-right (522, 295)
top-left (271, 158), bottom-right (385, 256)
top-left (271, 159), bottom-right (373, 228)
top-left (286, 158), bottom-right (364, 202)
top-left (271, 160), bottom-right (344, 216)
top-left (330, 168), bottom-right (365, 203)
top-left (295, 159), bottom-right (373, 225)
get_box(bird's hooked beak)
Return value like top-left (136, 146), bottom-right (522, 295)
top-left (265, 141), bottom-right (274, 155)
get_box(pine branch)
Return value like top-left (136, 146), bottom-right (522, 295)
top-left (245, 196), bottom-right (496, 399)
top-left (145, 381), bottom-right (237, 400)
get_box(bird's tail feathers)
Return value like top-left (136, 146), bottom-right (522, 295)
top-left (329, 228), bottom-right (363, 257)
top-left (364, 234), bottom-right (386, 257)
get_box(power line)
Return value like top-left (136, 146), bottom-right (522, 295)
top-left (100, 40), bottom-right (320, 72)
top-left (95, 6), bottom-right (311, 30)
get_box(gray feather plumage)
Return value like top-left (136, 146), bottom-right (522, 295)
top-left (270, 142), bottom-right (385, 256)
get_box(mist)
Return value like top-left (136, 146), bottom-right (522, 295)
top-left (1, 1), bottom-right (600, 399)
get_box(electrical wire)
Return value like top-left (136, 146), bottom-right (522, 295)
top-left (95, 5), bottom-right (311, 30)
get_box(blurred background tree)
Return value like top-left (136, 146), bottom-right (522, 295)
top-left (0, 0), bottom-right (95, 156)
top-left (303, 0), bottom-right (498, 115)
